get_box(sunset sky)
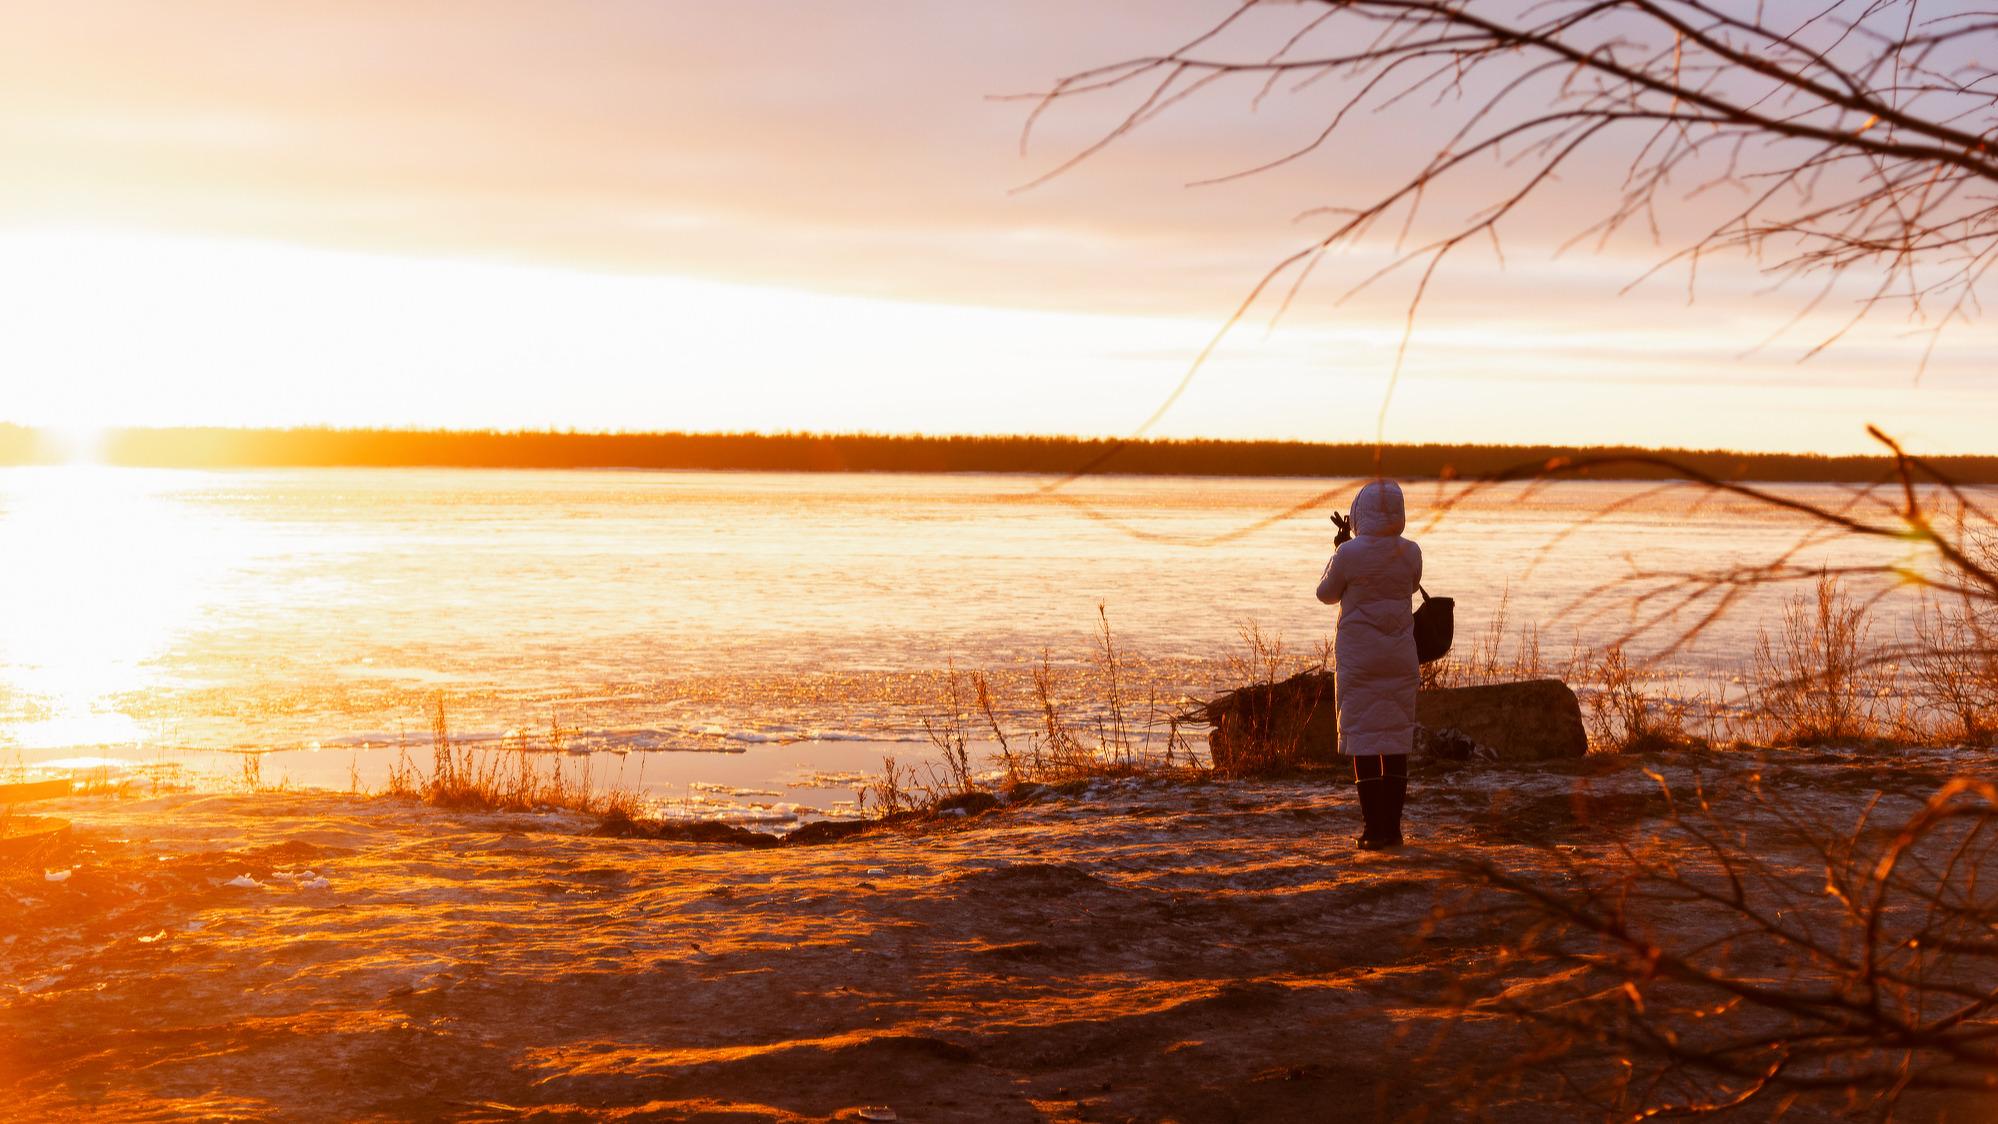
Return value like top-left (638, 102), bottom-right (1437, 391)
top-left (2, 1), bottom-right (1993, 454)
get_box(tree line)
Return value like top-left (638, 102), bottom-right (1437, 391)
top-left (2, 425), bottom-right (1994, 484)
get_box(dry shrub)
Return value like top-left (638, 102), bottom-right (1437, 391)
top-left (1752, 571), bottom-right (1884, 746)
top-left (1444, 777), bottom-right (1998, 1119)
top-left (1425, 563), bottom-right (1990, 756)
top-left (1017, 606), bottom-right (1193, 782)
top-left (1574, 644), bottom-right (1705, 754)
top-left (1206, 622), bottom-right (1334, 776)
top-left (1222, 619), bottom-right (1294, 685)
top-left (1027, 650), bottom-right (1099, 781)
top-left (1093, 605), bottom-right (1133, 768)
top-left (860, 755), bottom-right (916, 818)
top-left (975, 671), bottom-right (1020, 785)
top-left (1421, 587), bottom-right (1546, 689)
top-left (918, 659), bottom-right (978, 797)
top-left (1910, 603), bottom-right (1998, 746)
top-left (1908, 536), bottom-right (1998, 745)
top-left (430, 693), bottom-right (455, 789)
top-left (1468, 586), bottom-right (1517, 682)
top-left (384, 734), bottom-right (418, 798)
top-left (393, 694), bottom-right (642, 818)
top-left (1576, 643), bottom-right (1646, 753)
top-left (875, 609), bottom-right (1210, 813)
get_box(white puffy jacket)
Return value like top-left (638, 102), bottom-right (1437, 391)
top-left (1315, 480), bottom-right (1423, 756)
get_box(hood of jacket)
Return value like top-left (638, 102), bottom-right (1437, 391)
top-left (1351, 479), bottom-right (1406, 537)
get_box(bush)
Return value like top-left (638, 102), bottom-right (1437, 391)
top-left (1751, 571), bottom-right (1883, 745)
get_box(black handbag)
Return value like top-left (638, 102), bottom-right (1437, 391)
top-left (1414, 585), bottom-right (1454, 664)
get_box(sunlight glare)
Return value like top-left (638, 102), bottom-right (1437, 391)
top-left (44, 424), bottom-right (108, 465)
top-left (0, 468), bottom-right (230, 753)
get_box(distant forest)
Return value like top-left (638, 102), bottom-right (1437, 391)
top-left (2, 425), bottom-right (1995, 484)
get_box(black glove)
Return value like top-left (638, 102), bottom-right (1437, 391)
top-left (1330, 511), bottom-right (1353, 547)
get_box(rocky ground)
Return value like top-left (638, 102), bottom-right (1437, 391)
top-left (4, 747), bottom-right (1997, 1122)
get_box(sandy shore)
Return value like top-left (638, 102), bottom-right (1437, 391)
top-left (4, 748), bottom-right (1997, 1122)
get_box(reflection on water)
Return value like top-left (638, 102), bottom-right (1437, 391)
top-left (0, 466), bottom-right (1971, 813)
top-left (0, 468), bottom-right (247, 750)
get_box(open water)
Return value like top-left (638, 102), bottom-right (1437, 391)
top-left (0, 467), bottom-right (1968, 821)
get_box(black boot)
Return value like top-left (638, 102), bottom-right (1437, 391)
top-left (1380, 775), bottom-right (1407, 848)
top-left (1355, 779), bottom-right (1387, 849)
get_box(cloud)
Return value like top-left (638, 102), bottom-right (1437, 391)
top-left (0, 1), bottom-right (1989, 449)
top-left (0, 3), bottom-right (1726, 308)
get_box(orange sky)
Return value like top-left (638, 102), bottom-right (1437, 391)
top-left (0, 1), bottom-right (1992, 453)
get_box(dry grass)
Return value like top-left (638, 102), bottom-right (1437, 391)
top-left (1573, 644), bottom-right (1718, 755)
top-left (1421, 586), bottom-right (1577, 698)
top-left (1449, 587), bottom-right (1540, 686)
top-left (1416, 588), bottom-right (1707, 754)
top-left (1750, 570), bottom-right (1885, 746)
top-left (1560, 567), bottom-right (1998, 754)
top-left (1010, 606), bottom-right (1200, 783)
top-left (876, 543), bottom-right (1998, 810)
top-left (859, 755), bottom-right (920, 818)
top-left (1910, 599), bottom-right (1998, 745)
top-left (916, 660), bottom-right (978, 798)
top-left (1204, 622), bottom-right (1335, 776)
top-left (380, 694), bottom-right (644, 820)
top-left (1907, 535), bottom-right (1998, 746)
top-left (874, 608), bottom-right (1210, 813)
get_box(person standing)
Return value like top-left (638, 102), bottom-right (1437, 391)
top-left (1316, 480), bottom-right (1422, 849)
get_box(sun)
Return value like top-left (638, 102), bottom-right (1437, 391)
top-left (40, 424), bottom-right (108, 465)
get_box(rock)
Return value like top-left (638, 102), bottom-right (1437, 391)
top-left (1202, 669), bottom-right (1338, 772)
top-left (0, 816), bottom-right (72, 864)
top-left (0, 778), bottom-right (72, 803)
top-left (1416, 726), bottom-right (1494, 762)
top-left (783, 818), bottom-right (874, 847)
top-left (933, 791), bottom-right (1000, 817)
top-left (646, 820), bottom-right (783, 849)
top-left (1415, 679), bottom-right (1588, 761)
top-left (1203, 674), bottom-right (1588, 769)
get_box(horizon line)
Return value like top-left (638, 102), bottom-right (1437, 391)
top-left (2, 423), bottom-right (1992, 463)
top-left (3, 425), bottom-right (1994, 484)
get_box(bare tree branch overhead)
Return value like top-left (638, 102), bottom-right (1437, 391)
top-left (1015, 0), bottom-right (1998, 423)
top-left (1015, 1), bottom-right (1998, 674)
